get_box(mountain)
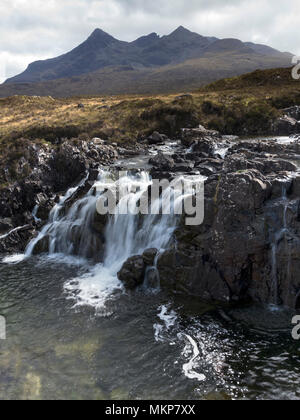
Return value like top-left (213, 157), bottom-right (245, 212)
top-left (244, 42), bottom-right (291, 57)
top-left (4, 27), bottom-right (218, 84)
top-left (1, 26), bottom-right (293, 96)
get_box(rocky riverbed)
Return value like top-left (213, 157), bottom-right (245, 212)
top-left (1, 119), bottom-right (300, 310)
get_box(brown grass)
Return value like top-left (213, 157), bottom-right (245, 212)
top-left (0, 67), bottom-right (300, 150)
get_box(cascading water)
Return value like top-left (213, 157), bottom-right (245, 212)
top-left (144, 253), bottom-right (161, 290)
top-left (25, 179), bottom-right (88, 257)
top-left (32, 205), bottom-right (41, 223)
top-left (25, 170), bottom-right (205, 310)
top-left (270, 186), bottom-right (290, 306)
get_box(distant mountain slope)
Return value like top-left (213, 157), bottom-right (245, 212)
top-left (1, 26), bottom-right (293, 97)
top-left (4, 26), bottom-right (218, 84)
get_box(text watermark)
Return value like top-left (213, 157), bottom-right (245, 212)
top-left (96, 174), bottom-right (205, 226)
top-left (292, 316), bottom-right (300, 340)
top-left (292, 56), bottom-right (300, 80)
top-left (0, 316), bottom-right (6, 340)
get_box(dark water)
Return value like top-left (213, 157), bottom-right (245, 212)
top-left (0, 256), bottom-right (299, 400)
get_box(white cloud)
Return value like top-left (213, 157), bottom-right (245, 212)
top-left (0, 0), bottom-right (298, 82)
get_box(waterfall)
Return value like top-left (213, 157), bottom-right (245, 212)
top-left (25, 170), bottom-right (205, 309)
top-left (25, 180), bottom-right (88, 257)
top-left (270, 186), bottom-right (289, 306)
top-left (144, 253), bottom-right (161, 290)
top-left (32, 205), bottom-right (41, 223)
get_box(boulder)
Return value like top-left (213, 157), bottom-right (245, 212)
top-left (149, 152), bottom-right (175, 171)
top-left (273, 115), bottom-right (300, 135)
top-left (142, 248), bottom-right (158, 266)
top-left (117, 256), bottom-right (146, 289)
top-left (173, 162), bottom-right (195, 173)
top-left (147, 131), bottom-right (167, 145)
top-left (181, 125), bottom-right (221, 147)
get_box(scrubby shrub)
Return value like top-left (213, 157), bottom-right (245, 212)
top-left (22, 125), bottom-right (82, 143)
top-left (271, 93), bottom-right (300, 109)
top-left (140, 103), bottom-right (199, 136)
top-left (205, 101), bottom-right (277, 135)
top-left (0, 138), bottom-right (38, 181)
top-left (202, 100), bottom-right (223, 116)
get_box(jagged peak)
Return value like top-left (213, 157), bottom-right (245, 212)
top-left (167, 26), bottom-right (206, 41)
top-left (133, 32), bottom-right (160, 47)
top-left (90, 28), bottom-right (109, 36)
top-left (170, 26), bottom-right (191, 35)
top-left (87, 28), bottom-right (116, 43)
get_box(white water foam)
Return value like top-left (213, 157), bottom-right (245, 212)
top-left (154, 304), bottom-right (178, 342)
top-left (181, 333), bottom-right (206, 382)
top-left (65, 264), bottom-right (123, 311)
top-left (153, 305), bottom-right (206, 382)
top-left (1, 254), bottom-right (26, 264)
top-left (214, 146), bottom-right (230, 159)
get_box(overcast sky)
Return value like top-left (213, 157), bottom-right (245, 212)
top-left (0, 0), bottom-right (298, 83)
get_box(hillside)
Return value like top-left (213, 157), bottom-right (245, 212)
top-left (1, 67), bottom-right (299, 151)
top-left (0, 27), bottom-right (293, 97)
top-left (201, 67), bottom-right (299, 91)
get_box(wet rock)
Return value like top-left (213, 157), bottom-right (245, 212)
top-left (270, 176), bottom-right (293, 199)
top-left (224, 153), bottom-right (298, 176)
top-left (31, 234), bottom-right (50, 255)
top-left (147, 131), bottom-right (168, 145)
top-left (91, 211), bottom-right (108, 236)
top-left (0, 225), bottom-right (34, 254)
top-left (142, 248), bottom-right (158, 266)
top-left (91, 137), bottom-right (106, 145)
top-left (117, 256), bottom-right (146, 289)
top-left (173, 162), bottom-right (195, 172)
top-left (0, 218), bottom-right (13, 234)
top-left (157, 249), bottom-right (231, 301)
top-left (291, 174), bottom-right (300, 198)
top-left (0, 137), bottom-right (119, 252)
top-left (181, 125), bottom-right (221, 147)
top-left (35, 200), bottom-right (54, 221)
top-left (273, 115), bottom-right (300, 135)
top-left (153, 157), bottom-right (295, 307)
top-left (196, 164), bottom-right (217, 177)
top-left (149, 152), bottom-right (175, 171)
top-left (192, 139), bottom-right (217, 157)
top-left (145, 267), bottom-right (160, 289)
top-left (282, 106), bottom-right (300, 121)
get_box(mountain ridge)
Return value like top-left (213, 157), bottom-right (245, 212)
top-left (1, 26), bottom-right (293, 97)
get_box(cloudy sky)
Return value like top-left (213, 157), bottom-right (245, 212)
top-left (0, 0), bottom-right (298, 83)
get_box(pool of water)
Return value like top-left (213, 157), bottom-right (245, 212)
top-left (0, 255), bottom-right (299, 400)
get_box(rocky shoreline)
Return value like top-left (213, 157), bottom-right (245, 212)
top-left (1, 106), bottom-right (300, 309)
